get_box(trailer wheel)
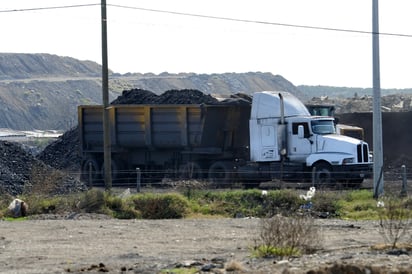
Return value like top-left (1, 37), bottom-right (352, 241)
top-left (179, 162), bottom-right (203, 180)
top-left (208, 161), bottom-right (234, 187)
top-left (313, 163), bottom-right (333, 188)
top-left (101, 159), bottom-right (122, 182)
top-left (81, 157), bottom-right (101, 184)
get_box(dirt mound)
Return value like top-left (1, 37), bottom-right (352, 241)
top-left (307, 94), bottom-right (412, 113)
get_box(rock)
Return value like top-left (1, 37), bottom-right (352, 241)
top-left (8, 198), bottom-right (28, 217)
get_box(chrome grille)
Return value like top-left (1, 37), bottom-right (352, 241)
top-left (357, 143), bottom-right (369, 163)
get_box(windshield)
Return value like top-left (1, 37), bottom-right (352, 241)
top-left (311, 119), bottom-right (335, 135)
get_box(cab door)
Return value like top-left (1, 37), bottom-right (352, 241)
top-left (288, 122), bottom-right (312, 161)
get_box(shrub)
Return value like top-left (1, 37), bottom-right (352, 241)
top-left (378, 195), bottom-right (412, 249)
top-left (310, 191), bottom-right (341, 217)
top-left (253, 214), bottom-right (321, 258)
top-left (130, 193), bottom-right (189, 219)
top-left (78, 189), bottom-right (106, 213)
top-left (19, 193), bottom-right (80, 215)
top-left (25, 195), bottom-right (59, 214)
top-left (104, 194), bottom-right (141, 219)
top-left (263, 190), bottom-right (304, 217)
top-left (24, 163), bottom-right (63, 195)
top-left (0, 190), bottom-right (14, 217)
top-left (193, 189), bottom-right (303, 218)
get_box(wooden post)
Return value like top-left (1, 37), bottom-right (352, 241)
top-left (88, 162), bottom-right (93, 188)
top-left (136, 168), bottom-right (141, 193)
top-left (401, 165), bottom-right (407, 197)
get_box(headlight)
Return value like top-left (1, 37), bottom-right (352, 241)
top-left (342, 157), bottom-right (354, 164)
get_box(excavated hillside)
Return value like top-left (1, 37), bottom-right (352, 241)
top-left (0, 53), bottom-right (304, 131)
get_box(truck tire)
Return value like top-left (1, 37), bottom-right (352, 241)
top-left (208, 161), bottom-right (234, 187)
top-left (100, 159), bottom-right (122, 182)
top-left (81, 157), bottom-right (101, 184)
top-left (179, 162), bottom-right (203, 180)
top-left (313, 162), bottom-right (333, 188)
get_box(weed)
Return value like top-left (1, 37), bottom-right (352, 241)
top-left (160, 267), bottom-right (198, 274)
top-left (193, 189), bottom-right (303, 218)
top-left (264, 190), bottom-right (304, 217)
top-left (130, 193), bottom-right (189, 219)
top-left (378, 195), bottom-right (412, 249)
top-left (253, 214), bottom-right (321, 258)
top-left (78, 189), bottom-right (106, 213)
top-left (2, 216), bottom-right (28, 221)
top-left (336, 190), bottom-right (379, 220)
top-left (24, 163), bottom-right (63, 195)
top-left (104, 194), bottom-right (140, 219)
top-left (310, 191), bottom-right (341, 216)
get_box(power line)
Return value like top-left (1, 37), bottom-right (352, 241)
top-left (1, 2), bottom-right (412, 38)
top-left (109, 4), bottom-right (412, 38)
top-left (0, 3), bottom-right (99, 13)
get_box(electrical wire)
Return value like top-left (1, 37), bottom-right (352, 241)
top-left (1, 2), bottom-right (412, 38)
top-left (108, 4), bottom-right (412, 38)
top-left (0, 3), bottom-right (99, 13)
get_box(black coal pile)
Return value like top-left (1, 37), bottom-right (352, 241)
top-left (38, 127), bottom-right (81, 172)
top-left (0, 140), bottom-right (86, 196)
top-left (0, 141), bottom-right (32, 195)
top-left (110, 89), bottom-right (219, 105)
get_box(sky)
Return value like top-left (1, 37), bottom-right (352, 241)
top-left (1, 0), bottom-right (412, 89)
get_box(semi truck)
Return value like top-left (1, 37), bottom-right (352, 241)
top-left (78, 91), bottom-right (372, 187)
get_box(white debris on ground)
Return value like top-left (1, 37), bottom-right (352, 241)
top-left (300, 186), bottom-right (316, 201)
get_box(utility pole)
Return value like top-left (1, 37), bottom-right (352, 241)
top-left (101, 0), bottom-right (112, 190)
top-left (372, 0), bottom-right (384, 198)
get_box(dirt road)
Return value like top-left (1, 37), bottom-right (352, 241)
top-left (0, 215), bottom-right (411, 273)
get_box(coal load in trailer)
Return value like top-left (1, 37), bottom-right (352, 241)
top-left (79, 89), bottom-right (252, 186)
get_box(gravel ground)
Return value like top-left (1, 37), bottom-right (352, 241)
top-left (0, 216), bottom-right (411, 274)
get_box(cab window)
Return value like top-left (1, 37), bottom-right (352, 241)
top-left (292, 122), bottom-right (310, 138)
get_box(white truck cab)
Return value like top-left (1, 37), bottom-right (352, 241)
top-left (249, 91), bottom-right (372, 184)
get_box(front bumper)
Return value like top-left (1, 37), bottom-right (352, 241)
top-left (333, 163), bottom-right (373, 180)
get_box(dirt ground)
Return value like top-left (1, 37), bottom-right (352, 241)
top-left (0, 216), bottom-right (411, 274)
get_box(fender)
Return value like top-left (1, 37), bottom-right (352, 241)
top-left (306, 152), bottom-right (354, 167)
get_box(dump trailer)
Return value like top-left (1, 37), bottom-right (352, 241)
top-left (79, 91), bottom-right (373, 187)
top-left (78, 103), bottom-right (251, 184)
